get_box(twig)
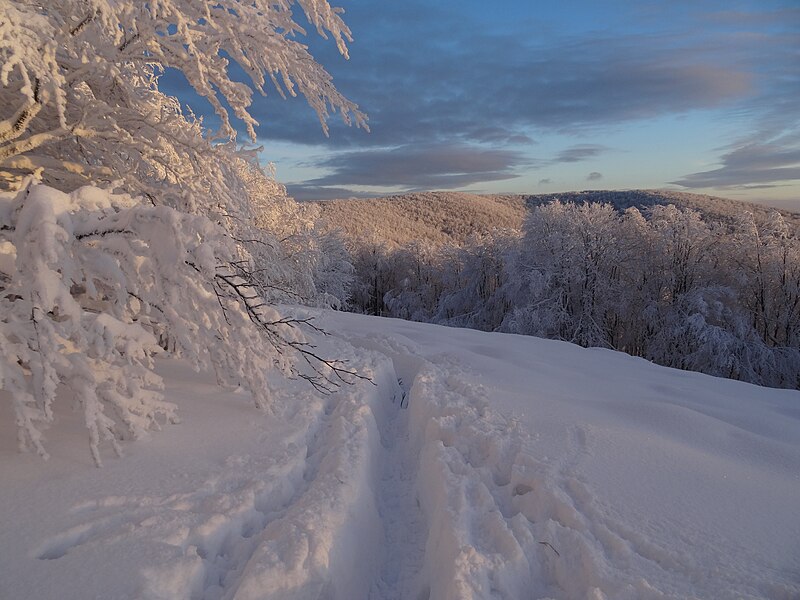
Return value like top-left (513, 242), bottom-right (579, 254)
top-left (211, 264), bottom-right (374, 393)
top-left (539, 541), bottom-right (560, 557)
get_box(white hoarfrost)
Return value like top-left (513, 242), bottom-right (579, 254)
top-left (0, 181), bottom-right (344, 466)
top-left (1, 311), bottom-right (798, 599)
top-left (0, 0), bottom-right (366, 196)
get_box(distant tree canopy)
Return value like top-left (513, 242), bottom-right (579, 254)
top-left (342, 198), bottom-right (800, 389)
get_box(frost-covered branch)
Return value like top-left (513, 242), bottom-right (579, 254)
top-left (0, 0), bottom-right (367, 467)
top-left (1, 178), bottom-right (358, 465)
top-left (0, 0), bottom-right (367, 200)
top-left (212, 265), bottom-right (369, 393)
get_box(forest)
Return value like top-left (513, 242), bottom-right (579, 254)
top-left (341, 198), bottom-right (800, 389)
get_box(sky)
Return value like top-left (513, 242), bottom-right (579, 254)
top-left (168, 0), bottom-right (800, 210)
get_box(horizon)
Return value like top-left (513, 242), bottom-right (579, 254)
top-left (163, 0), bottom-right (800, 212)
top-left (304, 186), bottom-right (800, 214)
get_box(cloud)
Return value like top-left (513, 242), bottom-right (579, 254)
top-left (673, 134), bottom-right (800, 189)
top-left (298, 143), bottom-right (527, 191)
top-left (194, 0), bottom-right (763, 150)
top-left (672, 23), bottom-right (800, 193)
top-left (551, 145), bottom-right (607, 164)
top-left (285, 185), bottom-right (385, 202)
top-left (539, 178), bottom-right (552, 185)
top-left (463, 127), bottom-right (534, 145)
top-left (160, 1), bottom-right (799, 195)
top-left (701, 8), bottom-right (800, 27)
top-left (587, 172), bottom-right (604, 181)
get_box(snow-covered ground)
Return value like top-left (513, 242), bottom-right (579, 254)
top-left (2, 311), bottom-right (799, 599)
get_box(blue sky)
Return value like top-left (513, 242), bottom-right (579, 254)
top-left (168, 0), bottom-right (800, 210)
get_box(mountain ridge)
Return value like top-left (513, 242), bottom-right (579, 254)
top-left (313, 189), bottom-right (799, 247)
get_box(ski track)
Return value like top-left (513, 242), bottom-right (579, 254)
top-left (30, 330), bottom-right (761, 599)
top-left (368, 373), bottom-right (427, 600)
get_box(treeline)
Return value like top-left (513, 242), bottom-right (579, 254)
top-left (345, 201), bottom-right (800, 389)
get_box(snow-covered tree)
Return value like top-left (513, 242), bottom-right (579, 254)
top-left (348, 237), bottom-right (397, 316)
top-left (0, 0), bottom-right (366, 464)
top-left (383, 241), bottom-right (448, 322)
top-left (1, 179), bottom-right (366, 466)
top-left (435, 232), bottom-right (517, 331)
top-left (339, 196), bottom-right (799, 389)
top-left (730, 211), bottom-right (800, 349)
top-left (306, 227), bottom-right (356, 309)
top-left (507, 201), bottom-right (624, 348)
top-left (231, 160), bottom-right (352, 309)
top-left (0, 0), bottom-right (366, 196)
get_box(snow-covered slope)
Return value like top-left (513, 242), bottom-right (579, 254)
top-left (2, 312), bottom-right (799, 599)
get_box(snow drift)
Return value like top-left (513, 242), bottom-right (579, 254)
top-left (2, 311), bottom-right (799, 599)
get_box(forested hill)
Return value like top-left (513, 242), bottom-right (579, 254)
top-left (315, 188), bottom-right (800, 389)
top-left (314, 189), bottom-right (799, 246)
top-left (313, 191), bottom-right (528, 247)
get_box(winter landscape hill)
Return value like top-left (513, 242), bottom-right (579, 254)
top-left (314, 191), bottom-right (529, 248)
top-left (321, 189), bottom-right (800, 390)
top-left (3, 3), bottom-right (799, 600)
top-left (2, 310), bottom-right (799, 599)
top-left (315, 189), bottom-right (800, 247)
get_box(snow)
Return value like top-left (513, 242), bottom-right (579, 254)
top-left (2, 311), bottom-right (799, 599)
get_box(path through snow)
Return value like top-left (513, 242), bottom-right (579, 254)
top-left (2, 311), bottom-right (799, 599)
top-left (369, 363), bottom-right (427, 600)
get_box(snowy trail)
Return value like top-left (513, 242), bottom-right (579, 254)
top-left (18, 343), bottom-right (671, 599)
top-left (369, 373), bottom-right (428, 600)
top-left (7, 347), bottom-right (396, 600)
top-left (3, 312), bottom-right (800, 599)
top-left (343, 333), bottom-right (559, 598)
top-left (327, 317), bottom-right (800, 600)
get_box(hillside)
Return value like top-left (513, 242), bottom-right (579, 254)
top-left (2, 311), bottom-right (798, 599)
top-left (314, 189), bottom-right (799, 247)
top-left (519, 189), bottom-right (800, 227)
top-left (314, 191), bottom-right (528, 248)
top-left (322, 188), bottom-right (800, 390)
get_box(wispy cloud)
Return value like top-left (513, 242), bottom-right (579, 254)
top-left (587, 172), bottom-right (604, 181)
top-left (295, 143), bottom-right (527, 194)
top-left (194, 0), bottom-right (767, 153)
top-left (552, 145), bottom-right (608, 164)
top-left (673, 134), bottom-right (800, 189)
top-left (701, 8), bottom-right (800, 27)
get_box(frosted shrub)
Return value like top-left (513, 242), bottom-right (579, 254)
top-left (1, 180), bottom-right (362, 465)
top-left (0, 0), bottom-right (365, 463)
